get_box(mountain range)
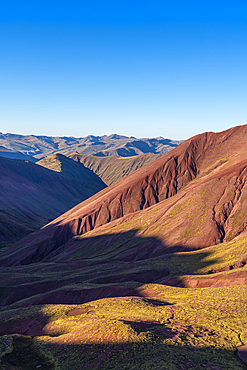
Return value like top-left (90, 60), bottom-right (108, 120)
top-left (0, 126), bottom-right (246, 369)
top-left (0, 132), bottom-right (181, 159)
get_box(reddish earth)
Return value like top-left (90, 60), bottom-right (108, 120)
top-left (162, 270), bottom-right (247, 288)
top-left (237, 344), bottom-right (247, 365)
top-left (1, 127), bottom-right (247, 370)
top-left (67, 306), bottom-right (95, 316)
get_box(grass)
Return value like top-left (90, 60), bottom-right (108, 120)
top-left (1, 228), bottom-right (247, 368)
top-left (1, 284), bottom-right (246, 369)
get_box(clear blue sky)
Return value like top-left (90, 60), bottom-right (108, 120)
top-left (1, 1), bottom-right (247, 140)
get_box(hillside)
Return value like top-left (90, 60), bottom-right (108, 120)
top-left (5, 124), bottom-right (247, 261)
top-left (0, 132), bottom-right (181, 159)
top-left (68, 152), bottom-right (162, 185)
top-left (0, 126), bottom-right (247, 369)
top-left (0, 145), bottom-right (37, 162)
top-left (1, 125), bottom-right (247, 279)
top-left (0, 156), bottom-right (105, 246)
top-left (36, 153), bottom-right (107, 194)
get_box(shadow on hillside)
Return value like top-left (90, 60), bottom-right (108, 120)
top-left (0, 334), bottom-right (244, 370)
top-left (0, 229), bottom-right (221, 307)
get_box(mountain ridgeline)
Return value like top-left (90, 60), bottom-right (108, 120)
top-left (2, 125), bottom-right (247, 268)
top-left (0, 133), bottom-right (182, 160)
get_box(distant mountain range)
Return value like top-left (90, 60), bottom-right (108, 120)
top-left (0, 132), bottom-right (182, 160)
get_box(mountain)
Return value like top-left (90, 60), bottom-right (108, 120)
top-left (36, 153), bottom-right (106, 194)
top-left (6, 124), bottom-right (247, 258)
top-left (1, 125), bottom-right (247, 271)
top-left (0, 155), bottom-right (105, 246)
top-left (0, 145), bottom-right (37, 162)
top-left (0, 132), bottom-right (182, 159)
top-left (0, 126), bottom-right (246, 369)
top-left (67, 152), bottom-right (162, 185)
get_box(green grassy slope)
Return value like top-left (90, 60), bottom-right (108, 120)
top-left (67, 152), bottom-right (162, 185)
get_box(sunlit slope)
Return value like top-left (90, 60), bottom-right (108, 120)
top-left (0, 224), bottom-right (246, 367)
top-left (2, 123), bottom-right (247, 369)
top-left (0, 285), bottom-right (246, 369)
top-left (67, 152), bottom-right (162, 185)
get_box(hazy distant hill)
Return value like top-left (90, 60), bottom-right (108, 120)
top-left (0, 132), bottom-right (182, 159)
top-left (68, 152), bottom-right (163, 185)
top-left (0, 145), bottom-right (37, 162)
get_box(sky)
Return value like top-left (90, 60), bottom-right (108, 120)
top-left (0, 1), bottom-right (247, 140)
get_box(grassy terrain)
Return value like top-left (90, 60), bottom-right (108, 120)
top-left (0, 228), bottom-right (247, 368)
top-left (0, 284), bottom-right (246, 369)
top-left (67, 152), bottom-right (162, 185)
top-left (37, 153), bottom-right (106, 194)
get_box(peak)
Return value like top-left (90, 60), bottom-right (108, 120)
top-left (100, 134), bottom-right (129, 140)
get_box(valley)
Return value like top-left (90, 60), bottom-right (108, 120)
top-left (0, 126), bottom-right (247, 369)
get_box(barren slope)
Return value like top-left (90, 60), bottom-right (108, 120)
top-left (0, 146), bottom-right (36, 162)
top-left (0, 156), bottom-right (105, 246)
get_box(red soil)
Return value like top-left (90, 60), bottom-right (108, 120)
top-left (67, 306), bottom-right (95, 316)
top-left (236, 344), bottom-right (247, 365)
top-left (162, 270), bottom-right (247, 288)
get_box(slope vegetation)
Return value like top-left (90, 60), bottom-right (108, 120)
top-left (68, 152), bottom-right (162, 185)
